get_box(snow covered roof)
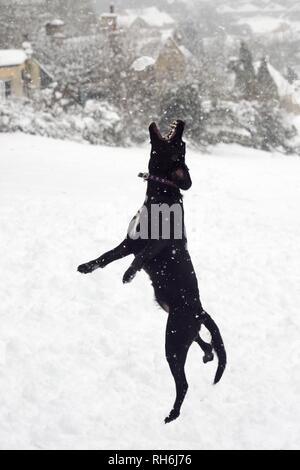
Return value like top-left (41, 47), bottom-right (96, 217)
top-left (137, 33), bottom-right (194, 66)
top-left (0, 50), bottom-right (27, 67)
top-left (237, 3), bottom-right (261, 12)
top-left (49, 19), bottom-right (64, 26)
top-left (178, 45), bottom-right (193, 60)
top-left (22, 41), bottom-right (33, 57)
top-left (217, 5), bottom-right (235, 14)
top-left (118, 7), bottom-right (175, 29)
top-left (263, 3), bottom-right (285, 12)
top-left (217, 2), bottom-right (285, 15)
top-left (238, 16), bottom-right (290, 35)
top-left (267, 63), bottom-right (295, 99)
top-left (217, 3), bottom-right (260, 14)
top-left (131, 56), bottom-right (155, 72)
top-left (255, 60), bottom-right (300, 106)
top-left (22, 41), bottom-right (31, 50)
top-left (101, 13), bottom-right (117, 18)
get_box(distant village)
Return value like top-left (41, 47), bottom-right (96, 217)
top-left (1, 2), bottom-right (300, 115)
top-left (0, 5), bottom-right (192, 100)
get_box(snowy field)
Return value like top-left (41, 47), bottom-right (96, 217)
top-left (0, 133), bottom-right (300, 450)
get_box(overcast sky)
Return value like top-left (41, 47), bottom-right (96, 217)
top-left (95, 0), bottom-right (195, 13)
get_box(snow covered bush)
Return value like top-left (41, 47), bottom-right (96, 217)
top-left (82, 100), bottom-right (125, 146)
top-left (0, 93), bottom-right (298, 154)
top-left (0, 95), bottom-right (126, 147)
top-left (203, 100), bottom-right (298, 154)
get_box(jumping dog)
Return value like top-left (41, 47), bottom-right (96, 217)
top-left (78, 120), bottom-right (226, 423)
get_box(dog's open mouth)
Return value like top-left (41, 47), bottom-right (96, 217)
top-left (164, 120), bottom-right (180, 141)
top-left (151, 120), bottom-right (183, 142)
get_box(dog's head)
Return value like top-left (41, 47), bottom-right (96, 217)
top-left (148, 120), bottom-right (192, 191)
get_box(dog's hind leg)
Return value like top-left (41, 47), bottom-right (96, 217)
top-left (156, 297), bottom-right (214, 364)
top-left (164, 310), bottom-right (198, 424)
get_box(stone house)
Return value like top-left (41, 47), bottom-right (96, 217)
top-left (0, 49), bottom-right (52, 101)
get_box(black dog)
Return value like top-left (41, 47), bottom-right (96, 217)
top-left (78, 121), bottom-right (226, 423)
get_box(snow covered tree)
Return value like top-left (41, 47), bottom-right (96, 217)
top-left (256, 57), bottom-right (279, 104)
top-left (125, 66), bottom-right (161, 144)
top-left (232, 42), bottom-right (257, 101)
top-left (253, 102), bottom-right (296, 153)
top-left (159, 81), bottom-right (205, 143)
top-left (45, 0), bottom-right (97, 35)
top-left (285, 66), bottom-right (298, 84)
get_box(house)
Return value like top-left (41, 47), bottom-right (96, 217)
top-left (118, 7), bottom-right (175, 31)
top-left (155, 38), bottom-right (194, 81)
top-left (100, 5), bottom-right (118, 32)
top-left (266, 62), bottom-right (300, 114)
top-left (217, 2), bottom-right (286, 17)
top-left (130, 36), bottom-right (195, 82)
top-left (0, 49), bottom-right (52, 101)
top-left (100, 5), bottom-right (175, 33)
top-left (252, 58), bottom-right (300, 113)
top-left (100, 5), bottom-right (191, 82)
top-left (0, 50), bottom-right (28, 100)
top-left (230, 52), bottom-right (300, 114)
top-left (45, 19), bottom-right (65, 38)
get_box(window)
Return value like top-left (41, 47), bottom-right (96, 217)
top-left (0, 81), bottom-right (5, 101)
top-left (5, 80), bottom-right (12, 98)
top-left (0, 80), bottom-right (13, 101)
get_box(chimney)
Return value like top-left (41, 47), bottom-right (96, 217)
top-left (110, 4), bottom-right (115, 14)
top-left (45, 19), bottom-right (65, 37)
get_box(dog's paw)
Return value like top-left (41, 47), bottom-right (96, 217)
top-left (122, 267), bottom-right (137, 284)
top-left (164, 409), bottom-right (180, 424)
top-left (77, 262), bottom-right (97, 274)
top-left (203, 351), bottom-right (214, 364)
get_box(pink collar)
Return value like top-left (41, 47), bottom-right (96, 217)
top-left (138, 172), bottom-right (179, 189)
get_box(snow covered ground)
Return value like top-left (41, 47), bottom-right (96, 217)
top-left (0, 134), bottom-right (300, 450)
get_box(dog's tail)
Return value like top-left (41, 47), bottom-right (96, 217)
top-left (201, 311), bottom-right (227, 384)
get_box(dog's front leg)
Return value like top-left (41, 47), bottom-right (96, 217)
top-left (78, 239), bottom-right (132, 274)
top-left (123, 240), bottom-right (168, 284)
